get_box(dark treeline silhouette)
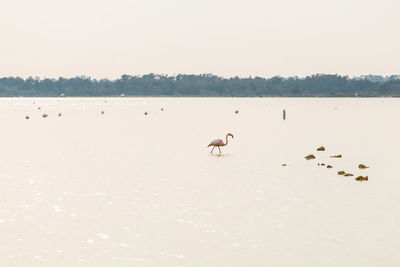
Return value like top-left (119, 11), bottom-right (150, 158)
top-left (0, 74), bottom-right (399, 97)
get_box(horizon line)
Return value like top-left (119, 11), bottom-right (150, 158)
top-left (2, 73), bottom-right (400, 81)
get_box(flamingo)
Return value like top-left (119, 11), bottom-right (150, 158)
top-left (208, 133), bottom-right (234, 154)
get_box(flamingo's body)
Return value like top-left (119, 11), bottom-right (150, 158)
top-left (208, 133), bottom-right (234, 154)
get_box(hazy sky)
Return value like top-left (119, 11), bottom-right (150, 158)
top-left (1, 0), bottom-right (399, 78)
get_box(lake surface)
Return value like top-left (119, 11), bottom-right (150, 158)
top-left (0, 97), bottom-right (399, 267)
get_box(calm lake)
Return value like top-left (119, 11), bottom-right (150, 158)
top-left (0, 97), bottom-right (399, 267)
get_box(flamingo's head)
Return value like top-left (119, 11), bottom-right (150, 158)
top-left (227, 133), bottom-right (234, 138)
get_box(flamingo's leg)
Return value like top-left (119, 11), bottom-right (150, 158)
top-left (218, 146), bottom-right (221, 154)
top-left (211, 146), bottom-right (215, 153)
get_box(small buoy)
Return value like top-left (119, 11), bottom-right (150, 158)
top-left (358, 164), bottom-right (369, 169)
top-left (101, 111), bottom-right (104, 115)
top-left (25, 116), bottom-right (30, 120)
top-left (235, 110), bottom-right (239, 114)
top-left (144, 112), bottom-right (148, 115)
top-left (42, 114), bottom-right (48, 118)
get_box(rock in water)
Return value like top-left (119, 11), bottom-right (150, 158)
top-left (235, 110), bottom-right (239, 114)
top-left (42, 114), bottom-right (48, 118)
top-left (317, 146), bottom-right (325, 151)
top-left (343, 173), bottom-right (354, 177)
top-left (358, 164), bottom-right (369, 169)
top-left (281, 164), bottom-right (287, 167)
top-left (25, 116), bottom-right (29, 120)
top-left (355, 176), bottom-right (368, 181)
top-left (338, 171), bottom-right (345, 175)
top-left (305, 154), bottom-right (316, 160)
top-left (144, 112), bottom-right (148, 115)
top-left (327, 165), bottom-right (333, 168)
top-left (101, 111), bottom-right (104, 115)
top-left (330, 155), bottom-right (342, 158)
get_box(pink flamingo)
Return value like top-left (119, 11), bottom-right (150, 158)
top-left (208, 133), bottom-right (234, 154)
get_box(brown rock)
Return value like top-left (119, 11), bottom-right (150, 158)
top-left (358, 164), bottom-right (369, 169)
top-left (317, 146), bottom-right (325, 151)
top-left (58, 113), bottom-right (62, 117)
top-left (305, 154), bottom-right (316, 160)
top-left (355, 176), bottom-right (368, 181)
top-left (338, 171), bottom-right (345, 175)
top-left (25, 116), bottom-right (29, 120)
top-left (101, 111), bottom-right (104, 115)
top-left (330, 155), bottom-right (342, 158)
top-left (343, 173), bottom-right (354, 177)
top-left (327, 165), bottom-right (333, 168)
top-left (144, 112), bottom-right (148, 115)
top-left (281, 164), bottom-right (287, 166)
top-left (42, 114), bottom-right (48, 118)
top-left (235, 110), bottom-right (239, 114)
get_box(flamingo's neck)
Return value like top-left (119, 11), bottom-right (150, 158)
top-left (224, 134), bottom-right (230, 146)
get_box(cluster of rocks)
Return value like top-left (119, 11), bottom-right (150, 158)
top-left (303, 146), bottom-right (370, 182)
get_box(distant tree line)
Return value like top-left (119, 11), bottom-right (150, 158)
top-left (0, 74), bottom-right (399, 97)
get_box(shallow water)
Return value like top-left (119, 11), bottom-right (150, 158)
top-left (0, 97), bottom-right (399, 267)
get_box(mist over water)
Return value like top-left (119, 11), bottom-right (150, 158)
top-left (0, 97), bottom-right (399, 267)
